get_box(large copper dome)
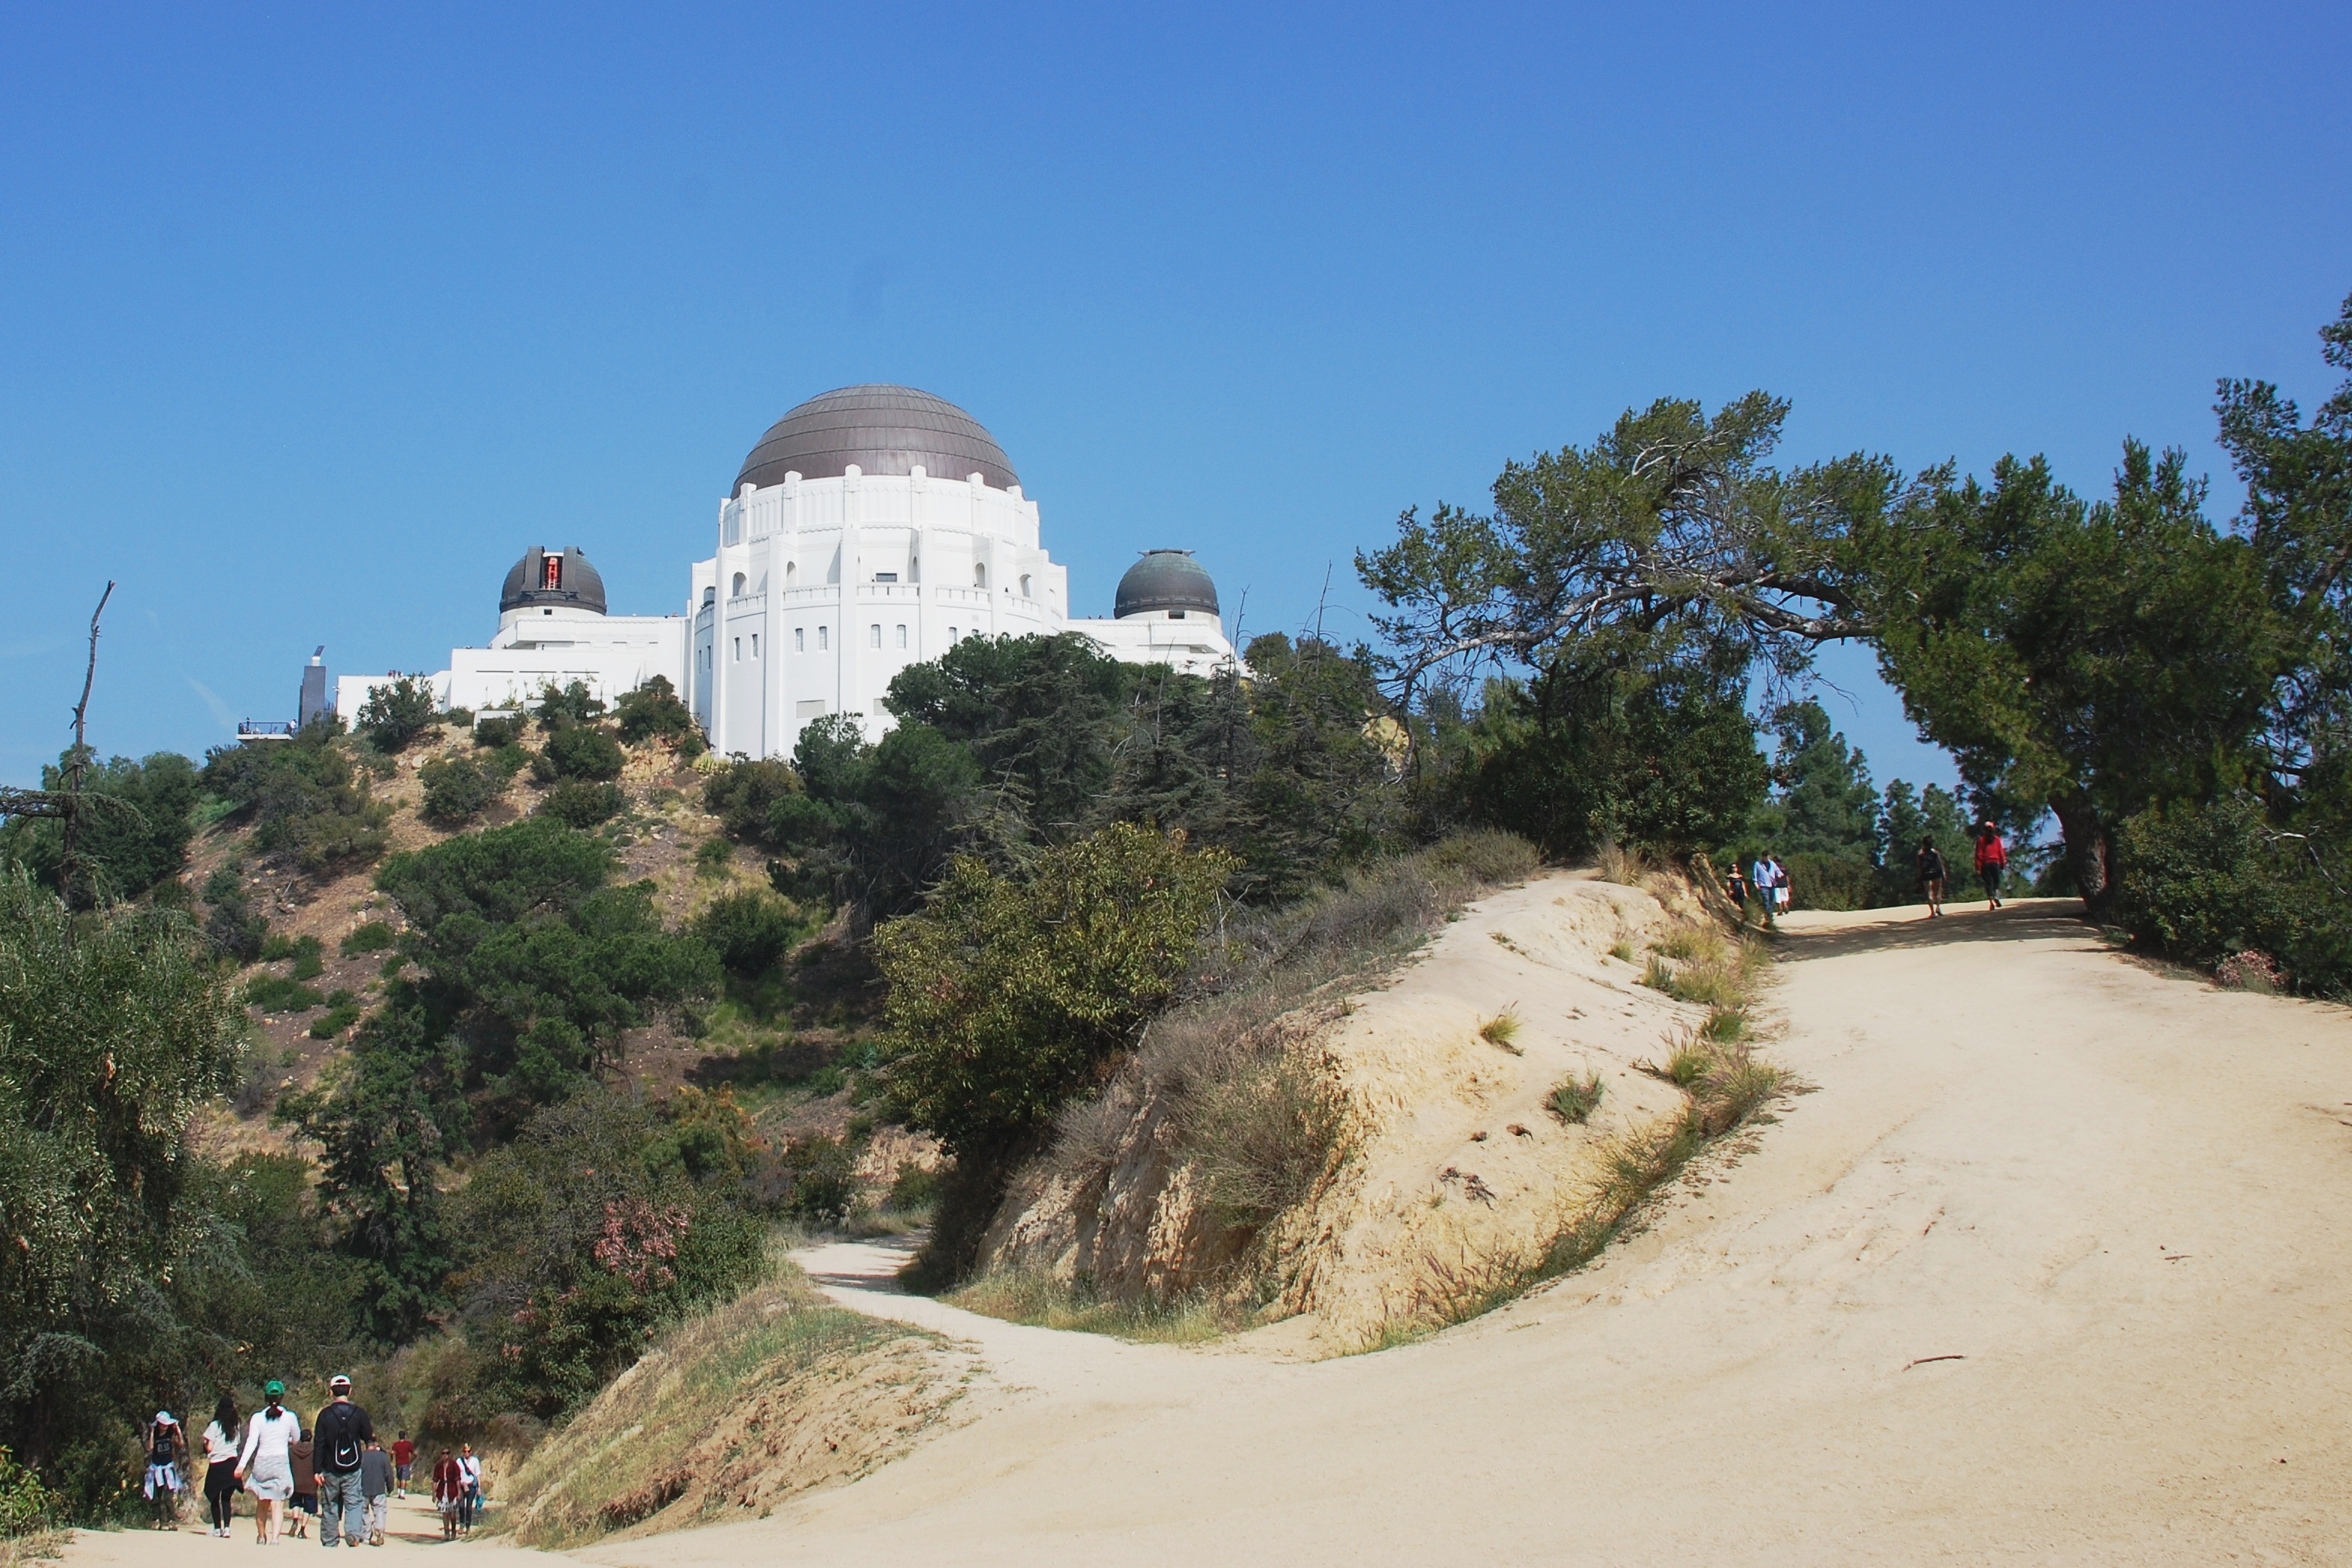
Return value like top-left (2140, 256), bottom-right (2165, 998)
top-left (735, 385), bottom-right (1019, 493)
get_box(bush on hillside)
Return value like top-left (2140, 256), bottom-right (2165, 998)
top-left (613, 676), bottom-right (703, 754)
top-left (356, 676), bottom-right (440, 753)
top-left (474, 714), bottom-right (526, 749)
top-left (537, 725), bottom-right (625, 783)
top-left (420, 755), bottom-right (500, 826)
top-left (701, 758), bottom-right (804, 849)
top-left (539, 779), bottom-right (623, 828)
top-left (692, 889), bottom-right (799, 977)
top-left (535, 680), bottom-right (605, 728)
top-left (201, 721), bottom-right (392, 874)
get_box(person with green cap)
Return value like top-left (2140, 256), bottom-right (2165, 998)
top-left (235, 1380), bottom-right (300, 1545)
top-left (311, 1374), bottom-right (375, 1549)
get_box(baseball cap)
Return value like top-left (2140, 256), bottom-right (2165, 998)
top-left (328, 1374), bottom-right (351, 1390)
top-left (263, 1379), bottom-right (286, 1398)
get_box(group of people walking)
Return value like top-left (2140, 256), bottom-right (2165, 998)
top-left (1720, 820), bottom-right (2010, 925)
top-left (1913, 820), bottom-right (2009, 919)
top-left (140, 1377), bottom-right (484, 1545)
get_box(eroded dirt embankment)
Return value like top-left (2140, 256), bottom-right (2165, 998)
top-left (983, 869), bottom-right (1730, 1350)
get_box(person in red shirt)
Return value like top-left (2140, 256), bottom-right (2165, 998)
top-left (1974, 820), bottom-right (2008, 910)
top-left (391, 1433), bottom-right (415, 1499)
top-left (432, 1450), bottom-right (463, 1541)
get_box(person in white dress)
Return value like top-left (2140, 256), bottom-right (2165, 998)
top-left (235, 1381), bottom-right (300, 1545)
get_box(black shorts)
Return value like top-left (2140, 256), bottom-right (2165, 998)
top-left (1980, 865), bottom-right (2003, 892)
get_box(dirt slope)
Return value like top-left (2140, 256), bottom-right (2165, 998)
top-left (567, 898), bottom-right (2352, 1565)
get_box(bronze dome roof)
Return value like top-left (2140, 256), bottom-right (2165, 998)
top-left (500, 547), bottom-right (607, 615)
top-left (1114, 550), bottom-right (1220, 619)
top-left (736, 385), bottom-right (1019, 493)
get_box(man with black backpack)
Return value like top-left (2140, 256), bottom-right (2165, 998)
top-left (311, 1375), bottom-right (376, 1549)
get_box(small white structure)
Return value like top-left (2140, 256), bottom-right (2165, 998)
top-left (336, 547), bottom-right (687, 720)
top-left (334, 385), bottom-right (1233, 754)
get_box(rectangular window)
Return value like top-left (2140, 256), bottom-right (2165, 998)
top-left (795, 699), bottom-right (828, 719)
top-left (731, 638), bottom-right (740, 662)
top-left (751, 634), bottom-right (760, 658)
top-left (947, 625), bottom-right (958, 642)
top-left (817, 626), bottom-right (828, 651)
top-left (542, 555), bottom-right (562, 591)
top-left (869, 624), bottom-right (882, 648)
top-left (895, 624), bottom-right (907, 649)
top-left (795, 627), bottom-right (804, 652)
top-left (874, 572), bottom-right (898, 582)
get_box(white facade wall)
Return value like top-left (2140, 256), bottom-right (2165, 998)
top-left (1071, 609), bottom-right (1236, 679)
top-left (336, 606), bottom-right (688, 720)
top-left (689, 464), bottom-right (1070, 759)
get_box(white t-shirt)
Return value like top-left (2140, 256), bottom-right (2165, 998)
top-left (202, 1421), bottom-right (239, 1465)
top-left (239, 1407), bottom-right (299, 1472)
top-left (457, 1455), bottom-right (482, 1489)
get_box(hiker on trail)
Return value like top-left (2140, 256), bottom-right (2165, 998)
top-left (311, 1373), bottom-right (377, 1548)
top-left (1749, 853), bottom-right (1778, 929)
top-left (288, 1428), bottom-right (315, 1538)
top-left (1724, 860), bottom-right (1752, 917)
top-left (431, 1450), bottom-right (463, 1542)
top-left (234, 1379), bottom-right (300, 1544)
top-left (1766, 854), bottom-right (1792, 917)
top-left (456, 1444), bottom-right (483, 1533)
top-left (141, 1411), bottom-right (186, 1529)
top-left (200, 1395), bottom-right (242, 1538)
top-left (1974, 821), bottom-right (2007, 910)
top-left (390, 1433), bottom-right (414, 1500)
top-left (359, 1438), bottom-right (393, 1548)
top-left (1917, 837), bottom-right (1949, 919)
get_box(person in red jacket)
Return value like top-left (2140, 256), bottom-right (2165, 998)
top-left (1974, 819), bottom-right (2008, 910)
top-left (432, 1450), bottom-right (463, 1541)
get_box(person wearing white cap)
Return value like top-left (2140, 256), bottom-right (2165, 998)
top-left (142, 1412), bottom-right (186, 1529)
top-left (311, 1374), bottom-right (376, 1549)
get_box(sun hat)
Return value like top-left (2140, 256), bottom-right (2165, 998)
top-left (156, 1411), bottom-right (174, 1424)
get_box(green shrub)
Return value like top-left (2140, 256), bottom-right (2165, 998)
top-left (782, 1134), bottom-right (859, 1226)
top-left (200, 722), bottom-right (391, 874)
top-left (540, 779), bottom-right (624, 828)
top-left (1776, 851), bottom-right (1876, 912)
top-left (356, 676), bottom-right (439, 752)
top-left (339, 921), bottom-right (396, 956)
top-left (0, 1445), bottom-right (60, 1535)
top-left (421, 755), bottom-right (499, 826)
top-left (694, 836), bottom-right (735, 877)
top-left (245, 974), bottom-right (325, 1012)
top-left (200, 864), bottom-right (268, 962)
top-left (308, 991), bottom-right (363, 1039)
top-left (539, 725), bottom-right (625, 782)
top-left (613, 676), bottom-right (701, 752)
top-left (474, 714), bottom-right (526, 749)
top-left (259, 932), bottom-right (324, 979)
top-left (2116, 795), bottom-right (2352, 995)
top-left (535, 680), bottom-right (606, 728)
top-left (693, 889), bottom-right (799, 977)
top-left (884, 1163), bottom-right (940, 1214)
top-left (702, 758), bottom-right (804, 848)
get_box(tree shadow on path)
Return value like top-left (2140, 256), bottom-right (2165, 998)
top-left (1770, 898), bottom-right (2101, 965)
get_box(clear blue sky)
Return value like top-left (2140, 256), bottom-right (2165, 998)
top-left (3, 3), bottom-right (2347, 792)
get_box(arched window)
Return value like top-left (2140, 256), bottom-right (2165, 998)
top-left (895, 624), bottom-right (907, 649)
top-left (786, 561), bottom-right (797, 585)
top-left (1020, 574), bottom-right (1032, 597)
top-left (701, 586), bottom-right (716, 606)
top-left (731, 572), bottom-right (746, 597)
top-left (974, 563), bottom-right (986, 589)
top-left (869, 624), bottom-right (881, 648)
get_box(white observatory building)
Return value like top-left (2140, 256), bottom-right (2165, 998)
top-left (333, 384), bottom-right (1235, 759)
top-left (688, 385), bottom-right (1233, 758)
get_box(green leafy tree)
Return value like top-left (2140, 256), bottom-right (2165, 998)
top-left (419, 755), bottom-right (498, 826)
top-left (356, 676), bottom-right (439, 752)
top-left (1875, 780), bottom-right (1975, 906)
top-left (875, 823), bottom-right (1232, 1280)
top-left (1855, 442), bottom-right (2287, 907)
top-left (612, 675), bottom-right (703, 754)
top-left (0, 872), bottom-right (245, 1493)
top-left (200, 720), bottom-right (392, 873)
top-left (0, 751), bottom-right (200, 907)
top-left (537, 724), bottom-right (625, 782)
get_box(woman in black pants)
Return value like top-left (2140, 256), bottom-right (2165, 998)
top-left (199, 1393), bottom-right (243, 1538)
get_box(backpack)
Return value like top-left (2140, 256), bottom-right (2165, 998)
top-left (319, 1405), bottom-right (363, 1471)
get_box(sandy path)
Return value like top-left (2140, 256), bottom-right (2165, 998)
top-left (586, 899), bottom-right (2352, 1564)
top-left (68, 898), bottom-right (2352, 1566)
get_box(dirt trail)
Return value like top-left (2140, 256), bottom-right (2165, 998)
top-left (592, 900), bottom-right (2352, 1564)
top-left (68, 898), bottom-right (2352, 1565)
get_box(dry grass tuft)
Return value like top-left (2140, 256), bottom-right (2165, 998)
top-left (946, 1270), bottom-right (1242, 1344)
top-left (1545, 1071), bottom-right (1605, 1125)
top-left (1595, 843), bottom-right (1650, 885)
top-left (0, 1533), bottom-right (62, 1568)
top-left (1478, 1009), bottom-right (1524, 1053)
